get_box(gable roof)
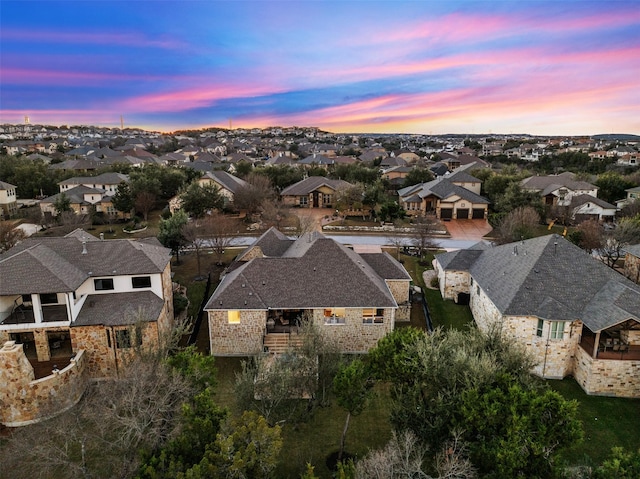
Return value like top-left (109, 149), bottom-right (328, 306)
top-left (280, 176), bottom-right (352, 196)
top-left (201, 170), bottom-right (248, 194)
top-left (0, 231), bottom-right (170, 295)
top-left (73, 291), bottom-right (164, 327)
top-left (398, 176), bottom-right (489, 204)
top-left (205, 230), bottom-right (407, 311)
top-left (58, 172), bottom-right (128, 186)
top-left (521, 173), bottom-right (596, 193)
top-left (438, 235), bottom-right (640, 332)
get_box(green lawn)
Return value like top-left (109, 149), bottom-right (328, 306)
top-left (398, 251), bottom-right (474, 331)
top-left (213, 357), bottom-right (392, 479)
top-left (549, 378), bottom-right (640, 466)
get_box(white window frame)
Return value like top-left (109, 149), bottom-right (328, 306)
top-left (550, 321), bottom-right (565, 340)
top-left (324, 308), bottom-right (345, 325)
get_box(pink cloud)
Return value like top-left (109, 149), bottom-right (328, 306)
top-left (1, 29), bottom-right (185, 49)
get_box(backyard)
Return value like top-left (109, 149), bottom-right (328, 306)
top-left (169, 241), bottom-right (640, 477)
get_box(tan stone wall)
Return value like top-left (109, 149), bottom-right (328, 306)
top-left (624, 253), bottom-right (640, 284)
top-left (0, 342), bottom-right (89, 426)
top-left (209, 307), bottom-right (394, 355)
top-left (441, 270), bottom-right (470, 301)
top-left (386, 279), bottom-right (410, 304)
top-left (469, 285), bottom-right (503, 332)
top-left (503, 316), bottom-right (580, 379)
top-left (574, 345), bottom-right (640, 397)
top-left (209, 310), bottom-right (267, 355)
top-left (240, 246), bottom-right (264, 261)
top-left (71, 322), bottom-right (160, 378)
top-left (311, 308), bottom-right (393, 353)
top-left (621, 330), bottom-right (640, 346)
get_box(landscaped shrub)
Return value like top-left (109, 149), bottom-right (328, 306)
top-left (173, 292), bottom-right (188, 315)
top-left (430, 276), bottom-right (439, 288)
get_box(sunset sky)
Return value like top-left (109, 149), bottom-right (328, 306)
top-left (1, 1), bottom-right (639, 135)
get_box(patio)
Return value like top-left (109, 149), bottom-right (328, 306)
top-left (579, 333), bottom-right (640, 361)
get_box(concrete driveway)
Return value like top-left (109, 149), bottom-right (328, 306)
top-left (443, 219), bottom-right (493, 241)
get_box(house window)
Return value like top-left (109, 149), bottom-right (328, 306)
top-left (550, 321), bottom-right (565, 340)
top-left (536, 319), bottom-right (544, 337)
top-left (470, 278), bottom-right (473, 285)
top-left (94, 278), bottom-right (114, 291)
top-left (323, 194), bottom-right (332, 204)
top-left (476, 285), bottom-right (480, 295)
top-left (299, 196), bottom-right (308, 206)
top-left (106, 330), bottom-right (111, 348)
top-left (228, 310), bottom-right (240, 324)
top-left (115, 330), bottom-right (131, 348)
top-left (363, 308), bottom-right (384, 324)
top-left (132, 276), bottom-right (152, 289)
top-left (40, 293), bottom-right (58, 304)
top-left (324, 308), bottom-right (346, 324)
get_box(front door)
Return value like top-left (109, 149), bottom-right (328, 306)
top-left (312, 192), bottom-right (319, 207)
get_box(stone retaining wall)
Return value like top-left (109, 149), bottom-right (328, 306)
top-left (0, 341), bottom-right (89, 426)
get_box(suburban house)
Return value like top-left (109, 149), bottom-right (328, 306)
top-left (197, 170), bottom-right (249, 205)
top-left (39, 172), bottom-right (131, 219)
top-left (204, 228), bottom-right (411, 356)
top-left (0, 181), bottom-right (18, 219)
top-left (0, 230), bottom-right (174, 425)
top-left (624, 244), bottom-right (640, 285)
top-left (569, 194), bottom-right (617, 222)
top-left (616, 186), bottom-right (640, 209)
top-left (521, 172), bottom-right (598, 207)
top-left (58, 172), bottom-right (129, 196)
top-left (280, 176), bottom-right (353, 208)
top-left (433, 235), bottom-right (640, 397)
top-left (397, 166), bottom-right (489, 220)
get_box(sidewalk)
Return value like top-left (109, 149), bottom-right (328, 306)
top-left (444, 220), bottom-right (492, 241)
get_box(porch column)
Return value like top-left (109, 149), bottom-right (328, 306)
top-left (32, 295), bottom-right (43, 324)
top-left (592, 331), bottom-right (601, 359)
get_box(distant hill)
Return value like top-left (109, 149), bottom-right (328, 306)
top-left (592, 134), bottom-right (640, 141)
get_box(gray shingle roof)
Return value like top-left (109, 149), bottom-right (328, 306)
top-left (570, 194), bottom-right (616, 209)
top-left (436, 242), bottom-right (489, 270)
top-left (280, 177), bottom-right (352, 196)
top-left (0, 232), bottom-right (170, 295)
top-left (521, 174), bottom-right (596, 193)
top-left (399, 176), bottom-right (489, 204)
top-left (359, 252), bottom-right (412, 280)
top-left (205, 231), bottom-right (407, 311)
top-left (464, 235), bottom-right (640, 331)
top-left (201, 170), bottom-right (248, 194)
top-left (73, 291), bottom-right (164, 326)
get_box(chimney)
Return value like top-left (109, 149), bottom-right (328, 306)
top-left (81, 240), bottom-right (88, 255)
top-left (100, 233), bottom-right (104, 240)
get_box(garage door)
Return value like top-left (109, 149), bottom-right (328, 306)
top-left (440, 208), bottom-right (453, 220)
top-left (472, 208), bottom-right (485, 219)
top-left (456, 209), bottom-right (469, 219)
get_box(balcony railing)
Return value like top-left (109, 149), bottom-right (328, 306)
top-left (1, 305), bottom-right (69, 325)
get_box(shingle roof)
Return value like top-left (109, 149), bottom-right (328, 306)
top-left (521, 174), bottom-right (596, 192)
top-left (360, 252), bottom-right (412, 280)
top-left (0, 181), bottom-right (16, 190)
top-left (73, 291), bottom-right (164, 326)
top-left (205, 231), bottom-right (407, 311)
top-left (58, 172), bottom-right (129, 186)
top-left (460, 235), bottom-right (640, 331)
top-left (280, 177), bottom-right (352, 196)
top-left (435, 242), bottom-right (489, 270)
top-left (398, 176), bottom-right (489, 204)
top-left (0, 232), bottom-right (170, 295)
top-left (201, 170), bottom-right (248, 194)
top-left (570, 194), bottom-right (616, 209)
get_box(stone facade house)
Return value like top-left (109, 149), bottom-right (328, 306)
top-left (280, 176), bottom-right (353, 208)
top-left (434, 235), bottom-right (640, 398)
top-left (205, 228), bottom-right (411, 356)
top-left (397, 166), bottom-right (489, 220)
top-left (0, 230), bottom-right (174, 425)
top-left (624, 244), bottom-right (640, 285)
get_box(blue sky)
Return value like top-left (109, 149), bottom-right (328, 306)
top-left (1, 1), bottom-right (639, 135)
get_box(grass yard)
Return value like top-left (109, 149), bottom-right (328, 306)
top-left (398, 251), bottom-right (474, 331)
top-left (213, 357), bottom-right (393, 479)
top-left (549, 378), bottom-right (640, 466)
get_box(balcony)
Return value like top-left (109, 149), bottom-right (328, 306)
top-left (1, 305), bottom-right (69, 325)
